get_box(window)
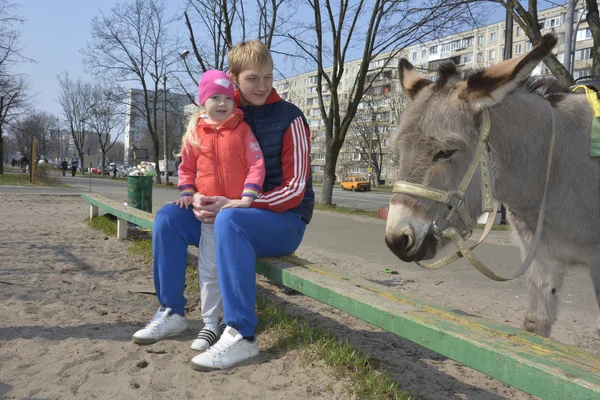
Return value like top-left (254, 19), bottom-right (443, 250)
top-left (477, 53), bottom-right (484, 63)
top-left (308, 75), bottom-right (318, 84)
top-left (477, 35), bottom-right (484, 46)
top-left (490, 32), bottom-right (497, 43)
top-left (352, 153), bottom-right (362, 161)
top-left (556, 52), bottom-right (564, 63)
top-left (489, 49), bottom-right (496, 60)
top-left (574, 47), bottom-right (593, 61)
top-left (422, 50), bottom-right (426, 58)
top-left (351, 166), bottom-right (363, 173)
top-left (526, 41), bottom-right (532, 51)
top-left (515, 44), bottom-right (522, 55)
top-left (460, 53), bottom-right (473, 64)
top-left (574, 68), bottom-right (592, 79)
top-left (429, 45), bottom-right (437, 54)
top-left (545, 17), bottom-right (560, 29)
top-left (516, 26), bottom-right (522, 37)
top-left (412, 52), bottom-right (417, 61)
top-left (577, 28), bottom-right (592, 41)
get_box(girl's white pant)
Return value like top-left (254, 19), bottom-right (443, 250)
top-left (198, 223), bottom-right (222, 324)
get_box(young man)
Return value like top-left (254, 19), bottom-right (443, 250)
top-left (132, 40), bottom-right (314, 371)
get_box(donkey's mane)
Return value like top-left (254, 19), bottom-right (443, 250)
top-left (432, 62), bottom-right (569, 106)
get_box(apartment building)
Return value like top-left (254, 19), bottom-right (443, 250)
top-left (124, 88), bottom-right (189, 165)
top-left (274, 1), bottom-right (595, 184)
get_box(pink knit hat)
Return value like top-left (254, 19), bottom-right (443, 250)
top-left (198, 70), bottom-right (235, 105)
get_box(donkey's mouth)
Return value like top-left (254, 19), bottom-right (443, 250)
top-left (385, 229), bottom-right (438, 263)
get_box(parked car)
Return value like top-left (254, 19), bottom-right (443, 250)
top-left (340, 176), bottom-right (371, 191)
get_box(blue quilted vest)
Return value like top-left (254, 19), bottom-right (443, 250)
top-left (239, 99), bottom-right (315, 224)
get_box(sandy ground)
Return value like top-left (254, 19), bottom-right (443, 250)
top-left (0, 193), bottom-right (585, 400)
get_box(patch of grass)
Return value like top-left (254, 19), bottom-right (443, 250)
top-left (86, 215), bottom-right (118, 236)
top-left (315, 203), bottom-right (378, 219)
top-left (0, 173), bottom-right (28, 186)
top-left (128, 238), bottom-right (153, 263)
top-left (256, 297), bottom-right (413, 400)
top-left (476, 223), bottom-right (510, 231)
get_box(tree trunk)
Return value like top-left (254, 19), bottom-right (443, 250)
top-left (0, 133), bottom-right (4, 175)
top-left (320, 137), bottom-right (343, 205)
top-left (153, 137), bottom-right (161, 184)
top-left (587, 0), bottom-right (600, 76)
top-left (102, 153), bottom-right (106, 177)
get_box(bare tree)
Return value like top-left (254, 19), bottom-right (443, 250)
top-left (180, 0), bottom-right (296, 101)
top-left (0, 72), bottom-right (28, 173)
top-left (57, 72), bottom-right (93, 172)
top-left (0, 0), bottom-right (29, 174)
top-left (88, 84), bottom-right (125, 176)
top-left (83, 0), bottom-right (179, 183)
top-left (12, 111), bottom-right (59, 158)
top-left (289, 0), bottom-right (481, 205)
top-left (487, 0), bottom-right (600, 85)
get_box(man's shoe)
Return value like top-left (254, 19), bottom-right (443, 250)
top-left (132, 307), bottom-right (188, 344)
top-left (190, 326), bottom-right (258, 370)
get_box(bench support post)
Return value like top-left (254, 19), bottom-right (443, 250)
top-left (90, 205), bottom-right (99, 219)
top-left (117, 218), bottom-right (128, 240)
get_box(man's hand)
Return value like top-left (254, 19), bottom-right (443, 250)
top-left (221, 196), bottom-right (253, 209)
top-left (193, 194), bottom-right (231, 223)
top-left (175, 195), bottom-right (193, 209)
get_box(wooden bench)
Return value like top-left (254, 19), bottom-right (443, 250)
top-left (81, 192), bottom-right (600, 399)
top-left (82, 193), bottom-right (154, 240)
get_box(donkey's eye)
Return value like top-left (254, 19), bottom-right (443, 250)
top-left (433, 149), bottom-right (457, 162)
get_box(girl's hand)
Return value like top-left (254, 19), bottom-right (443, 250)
top-left (175, 195), bottom-right (193, 209)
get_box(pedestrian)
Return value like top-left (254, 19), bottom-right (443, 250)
top-left (60, 158), bottom-right (68, 176)
top-left (133, 70), bottom-right (266, 352)
top-left (111, 163), bottom-right (117, 179)
top-left (70, 155), bottom-right (79, 177)
top-left (132, 40), bottom-right (314, 371)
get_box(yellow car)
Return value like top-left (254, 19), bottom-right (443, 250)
top-left (340, 176), bottom-right (371, 191)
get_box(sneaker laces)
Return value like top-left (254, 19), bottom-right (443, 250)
top-left (206, 333), bottom-right (238, 355)
top-left (144, 307), bottom-right (171, 332)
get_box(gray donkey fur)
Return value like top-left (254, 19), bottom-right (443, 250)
top-left (385, 33), bottom-right (600, 337)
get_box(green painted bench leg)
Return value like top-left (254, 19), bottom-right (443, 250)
top-left (117, 218), bottom-right (128, 240)
top-left (90, 205), bottom-right (99, 219)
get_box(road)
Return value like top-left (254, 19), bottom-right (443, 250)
top-left (55, 175), bottom-right (392, 211)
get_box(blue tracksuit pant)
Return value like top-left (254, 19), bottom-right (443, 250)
top-left (152, 204), bottom-right (307, 337)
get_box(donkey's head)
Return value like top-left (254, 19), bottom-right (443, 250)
top-left (385, 34), bottom-right (557, 263)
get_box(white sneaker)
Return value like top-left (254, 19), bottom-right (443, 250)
top-left (132, 307), bottom-right (188, 344)
top-left (191, 326), bottom-right (220, 351)
top-left (190, 326), bottom-right (259, 370)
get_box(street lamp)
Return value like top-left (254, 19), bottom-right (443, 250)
top-left (163, 75), bottom-right (169, 183)
top-left (180, 49), bottom-right (198, 86)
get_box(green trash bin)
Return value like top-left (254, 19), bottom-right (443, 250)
top-left (127, 175), bottom-right (153, 212)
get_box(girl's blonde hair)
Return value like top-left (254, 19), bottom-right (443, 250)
top-left (175, 111), bottom-right (202, 157)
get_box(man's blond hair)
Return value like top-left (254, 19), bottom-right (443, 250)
top-left (228, 40), bottom-right (273, 76)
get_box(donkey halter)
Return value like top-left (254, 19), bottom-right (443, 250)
top-left (392, 106), bottom-right (556, 282)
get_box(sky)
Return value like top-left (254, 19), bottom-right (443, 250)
top-left (14, 0), bottom-right (554, 118)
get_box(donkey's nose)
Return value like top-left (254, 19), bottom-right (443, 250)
top-left (385, 226), bottom-right (416, 262)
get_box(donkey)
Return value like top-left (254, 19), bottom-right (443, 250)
top-left (385, 33), bottom-right (600, 338)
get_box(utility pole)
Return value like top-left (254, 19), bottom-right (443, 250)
top-left (504, 0), bottom-right (514, 60)
top-left (163, 75), bottom-right (169, 183)
top-left (369, 114), bottom-right (375, 186)
top-left (563, 0), bottom-right (577, 71)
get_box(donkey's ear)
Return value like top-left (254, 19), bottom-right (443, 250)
top-left (459, 34), bottom-right (558, 107)
top-left (398, 58), bottom-right (432, 100)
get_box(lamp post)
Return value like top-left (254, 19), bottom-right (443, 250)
top-left (163, 75), bottom-right (169, 183)
top-left (369, 114), bottom-right (375, 187)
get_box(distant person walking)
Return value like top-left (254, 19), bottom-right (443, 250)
top-left (70, 155), bottom-right (79, 177)
top-left (61, 158), bottom-right (68, 177)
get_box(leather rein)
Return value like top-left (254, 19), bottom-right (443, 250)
top-left (391, 106), bottom-right (556, 281)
